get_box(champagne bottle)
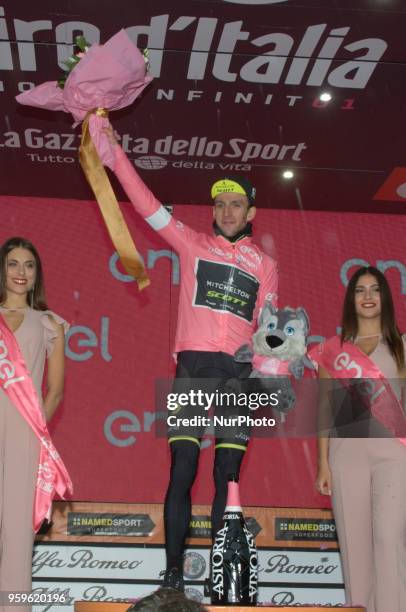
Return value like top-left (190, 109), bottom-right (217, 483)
top-left (210, 474), bottom-right (258, 605)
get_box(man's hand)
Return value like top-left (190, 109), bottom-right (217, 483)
top-left (88, 115), bottom-right (118, 170)
top-left (103, 124), bottom-right (119, 146)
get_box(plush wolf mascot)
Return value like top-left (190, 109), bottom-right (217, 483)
top-left (234, 303), bottom-right (313, 420)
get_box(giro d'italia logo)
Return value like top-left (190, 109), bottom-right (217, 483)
top-left (134, 155), bottom-right (167, 170)
top-left (222, 0), bottom-right (289, 4)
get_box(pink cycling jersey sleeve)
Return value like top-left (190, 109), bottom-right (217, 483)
top-left (113, 146), bottom-right (278, 355)
top-left (114, 145), bottom-right (197, 254)
top-left (258, 259), bottom-right (278, 310)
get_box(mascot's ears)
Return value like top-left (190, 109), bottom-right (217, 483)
top-left (296, 307), bottom-right (310, 335)
top-left (258, 301), bottom-right (277, 327)
top-left (258, 303), bottom-right (310, 335)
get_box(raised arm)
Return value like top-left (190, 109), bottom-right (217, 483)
top-left (96, 125), bottom-right (198, 254)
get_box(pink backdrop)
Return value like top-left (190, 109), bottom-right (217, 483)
top-left (1, 194), bottom-right (405, 510)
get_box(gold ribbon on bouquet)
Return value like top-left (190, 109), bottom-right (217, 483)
top-left (79, 108), bottom-right (150, 290)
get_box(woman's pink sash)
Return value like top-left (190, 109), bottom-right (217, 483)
top-left (0, 314), bottom-right (73, 531)
top-left (310, 335), bottom-right (406, 444)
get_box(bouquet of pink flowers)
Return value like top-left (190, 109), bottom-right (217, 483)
top-left (16, 28), bottom-right (152, 122)
top-left (16, 29), bottom-right (153, 290)
top-left (17, 28), bottom-right (152, 169)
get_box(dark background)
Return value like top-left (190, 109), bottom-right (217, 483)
top-left (1, 0), bottom-right (406, 213)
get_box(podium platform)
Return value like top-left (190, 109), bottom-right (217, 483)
top-left (75, 603), bottom-right (365, 611)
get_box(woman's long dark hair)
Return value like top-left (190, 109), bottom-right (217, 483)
top-left (0, 237), bottom-right (48, 311)
top-left (341, 266), bottom-right (404, 370)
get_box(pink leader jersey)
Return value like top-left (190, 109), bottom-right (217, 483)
top-left (114, 146), bottom-right (278, 356)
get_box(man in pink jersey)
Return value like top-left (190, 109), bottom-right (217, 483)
top-left (98, 133), bottom-right (278, 591)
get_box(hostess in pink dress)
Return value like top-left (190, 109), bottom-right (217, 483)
top-left (0, 307), bottom-right (68, 609)
top-left (329, 337), bottom-right (406, 612)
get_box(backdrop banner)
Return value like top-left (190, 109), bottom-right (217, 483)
top-left (2, 0), bottom-right (406, 214)
top-left (2, 195), bottom-right (405, 509)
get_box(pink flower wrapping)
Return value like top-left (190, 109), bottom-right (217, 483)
top-left (16, 29), bottom-right (153, 124)
top-left (16, 28), bottom-right (152, 286)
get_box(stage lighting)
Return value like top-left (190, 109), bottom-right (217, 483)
top-left (319, 92), bottom-right (332, 102)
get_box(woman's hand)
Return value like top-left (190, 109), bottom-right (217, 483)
top-left (316, 368), bottom-right (332, 496)
top-left (315, 463), bottom-right (332, 496)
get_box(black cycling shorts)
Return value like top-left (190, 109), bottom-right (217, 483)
top-left (166, 350), bottom-right (253, 450)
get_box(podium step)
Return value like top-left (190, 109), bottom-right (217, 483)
top-left (75, 602), bottom-right (365, 611)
